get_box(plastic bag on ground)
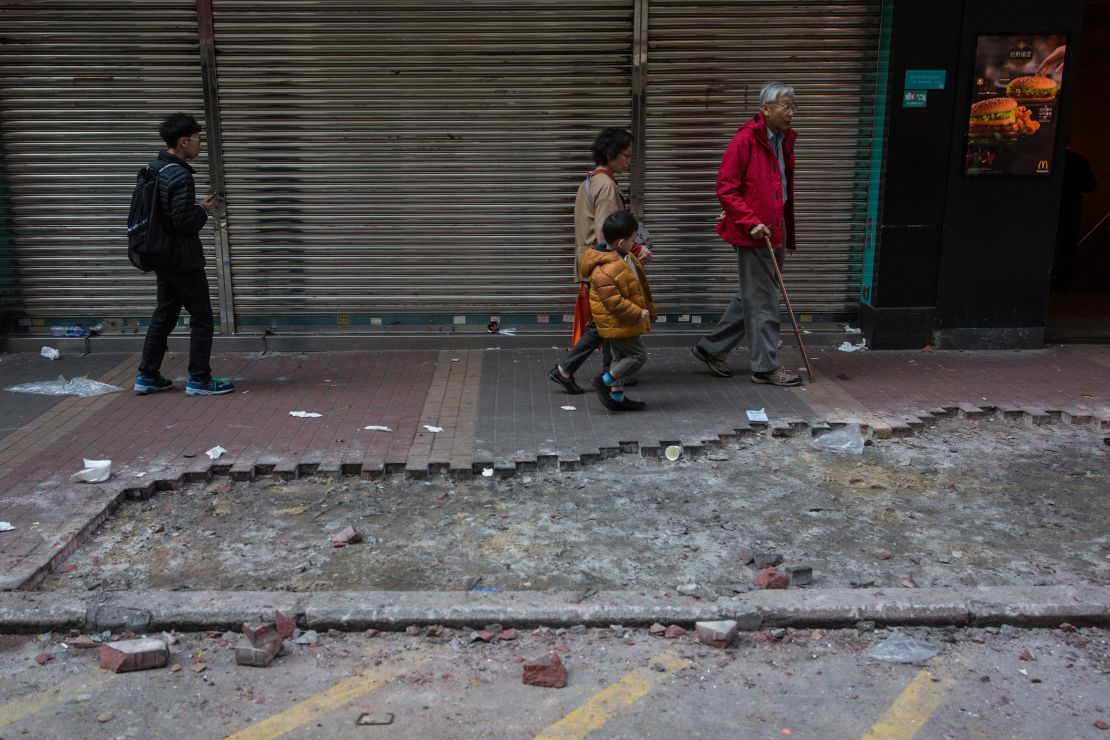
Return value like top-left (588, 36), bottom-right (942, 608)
top-left (4, 376), bottom-right (124, 397)
top-left (40, 346), bottom-right (60, 360)
top-left (71, 459), bottom-right (111, 484)
top-left (868, 632), bottom-right (941, 663)
top-left (810, 424), bottom-right (865, 455)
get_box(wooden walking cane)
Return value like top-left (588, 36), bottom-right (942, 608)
top-left (764, 236), bottom-right (815, 383)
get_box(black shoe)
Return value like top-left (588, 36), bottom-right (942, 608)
top-left (614, 397), bottom-right (646, 412)
top-left (593, 375), bottom-right (621, 410)
top-left (549, 365), bottom-right (585, 394)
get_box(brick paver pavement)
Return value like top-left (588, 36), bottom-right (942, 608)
top-left (1, 343), bottom-right (1107, 590)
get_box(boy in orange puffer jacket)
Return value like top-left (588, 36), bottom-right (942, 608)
top-left (580, 211), bottom-right (657, 412)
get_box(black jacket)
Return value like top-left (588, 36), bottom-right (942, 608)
top-left (153, 150), bottom-right (208, 271)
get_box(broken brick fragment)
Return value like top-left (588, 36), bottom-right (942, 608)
top-left (332, 525), bottom-right (363, 547)
top-left (664, 625), bottom-right (687, 639)
top-left (753, 567), bottom-right (789, 590)
top-left (274, 610), bottom-right (296, 639)
top-left (523, 653), bottom-right (567, 688)
top-left (35, 653), bottom-right (53, 665)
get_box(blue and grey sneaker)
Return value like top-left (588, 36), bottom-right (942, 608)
top-left (134, 373), bottom-right (174, 395)
top-left (185, 376), bottom-right (235, 396)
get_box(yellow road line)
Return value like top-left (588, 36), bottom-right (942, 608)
top-left (534, 650), bottom-right (692, 740)
top-left (862, 666), bottom-right (952, 740)
top-left (225, 656), bottom-right (420, 740)
top-left (0, 668), bottom-right (116, 728)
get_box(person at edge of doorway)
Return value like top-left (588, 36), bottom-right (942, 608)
top-left (134, 113), bottom-right (235, 397)
top-left (548, 127), bottom-right (653, 394)
top-left (582, 210), bottom-right (657, 412)
top-left (691, 81), bottom-right (802, 387)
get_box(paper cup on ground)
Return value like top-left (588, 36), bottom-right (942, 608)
top-left (664, 445), bottom-right (682, 461)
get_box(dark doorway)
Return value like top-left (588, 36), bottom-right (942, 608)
top-left (1047, 0), bottom-right (1110, 342)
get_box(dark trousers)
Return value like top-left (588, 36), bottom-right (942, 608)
top-left (560, 320), bottom-right (612, 376)
top-left (139, 269), bottom-right (215, 382)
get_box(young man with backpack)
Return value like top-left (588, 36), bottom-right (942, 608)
top-left (133, 113), bottom-right (234, 396)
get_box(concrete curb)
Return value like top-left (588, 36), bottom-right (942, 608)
top-left (2, 586), bottom-right (1106, 633)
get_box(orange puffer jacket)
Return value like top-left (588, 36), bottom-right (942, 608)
top-left (580, 247), bottom-right (657, 339)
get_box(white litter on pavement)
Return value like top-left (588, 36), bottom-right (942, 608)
top-left (746, 408), bottom-right (769, 423)
top-left (40, 346), bottom-right (60, 360)
top-left (843, 323), bottom-right (862, 334)
top-left (71, 458), bottom-right (111, 483)
top-left (289, 411), bottom-right (322, 418)
top-left (560, 406), bottom-right (576, 411)
top-left (205, 446), bottom-right (227, 460)
top-left (363, 425), bottom-right (393, 432)
top-left (4, 376), bottom-right (123, 397)
top-left (664, 445), bottom-right (682, 461)
top-left (0, 522), bottom-right (15, 532)
top-left (423, 425), bottom-right (444, 433)
top-left (838, 340), bottom-right (867, 352)
top-left (482, 468), bottom-right (494, 477)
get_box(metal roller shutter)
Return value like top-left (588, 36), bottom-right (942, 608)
top-left (0, 1), bottom-right (215, 326)
top-left (643, 1), bottom-right (881, 320)
top-left (212, 0), bottom-right (633, 326)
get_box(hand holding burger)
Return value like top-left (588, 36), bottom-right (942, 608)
top-left (1005, 75), bottom-right (1057, 103)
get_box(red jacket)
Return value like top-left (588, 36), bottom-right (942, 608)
top-left (715, 112), bottom-right (797, 250)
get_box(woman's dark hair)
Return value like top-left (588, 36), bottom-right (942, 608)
top-left (602, 210), bottom-right (638, 245)
top-left (591, 128), bottom-right (633, 166)
top-left (160, 113), bottom-right (201, 147)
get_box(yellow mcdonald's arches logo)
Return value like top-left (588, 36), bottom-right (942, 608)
top-left (1037, 160), bottom-right (1049, 171)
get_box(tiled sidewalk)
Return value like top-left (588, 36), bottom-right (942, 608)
top-left (1, 343), bottom-right (1108, 590)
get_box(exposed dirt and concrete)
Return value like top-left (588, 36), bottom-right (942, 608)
top-left (40, 417), bottom-right (1109, 596)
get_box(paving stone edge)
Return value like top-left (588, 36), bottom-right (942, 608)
top-left (1, 586), bottom-right (1106, 633)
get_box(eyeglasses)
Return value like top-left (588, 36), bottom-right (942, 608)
top-left (771, 103), bottom-right (797, 113)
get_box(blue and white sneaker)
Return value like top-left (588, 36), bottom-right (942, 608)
top-left (134, 373), bottom-right (174, 395)
top-left (185, 376), bottom-right (235, 396)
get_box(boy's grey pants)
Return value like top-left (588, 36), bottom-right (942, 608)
top-left (695, 246), bottom-right (784, 374)
top-left (607, 335), bottom-right (647, 382)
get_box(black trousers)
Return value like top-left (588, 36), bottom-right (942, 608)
top-left (138, 269), bottom-right (215, 382)
top-left (559, 320), bottom-right (613, 376)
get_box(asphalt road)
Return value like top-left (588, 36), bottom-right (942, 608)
top-left (1, 624), bottom-right (1107, 739)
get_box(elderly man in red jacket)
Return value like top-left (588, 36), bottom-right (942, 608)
top-left (691, 81), bottom-right (801, 387)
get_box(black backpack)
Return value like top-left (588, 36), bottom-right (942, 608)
top-left (126, 161), bottom-right (177, 271)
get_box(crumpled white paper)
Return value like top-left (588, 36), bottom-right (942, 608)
top-left (423, 425), bottom-right (444, 433)
top-left (71, 458), bottom-right (111, 483)
top-left (746, 408), bottom-right (769, 423)
top-left (481, 468), bottom-right (494, 477)
top-left (560, 406), bottom-right (576, 411)
top-left (363, 425), bottom-right (393, 432)
top-left (838, 340), bottom-right (867, 352)
top-left (0, 522), bottom-right (15, 532)
top-left (289, 411), bottom-right (322, 418)
top-left (206, 446), bottom-right (227, 460)
top-left (40, 346), bottom-right (60, 360)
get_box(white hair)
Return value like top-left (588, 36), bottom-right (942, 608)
top-left (760, 81), bottom-right (795, 106)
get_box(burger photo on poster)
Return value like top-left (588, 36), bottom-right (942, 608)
top-left (968, 97), bottom-right (1018, 129)
top-left (1005, 75), bottom-right (1057, 103)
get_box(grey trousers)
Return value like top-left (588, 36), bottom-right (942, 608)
top-left (607, 335), bottom-right (647, 383)
top-left (696, 247), bottom-right (784, 374)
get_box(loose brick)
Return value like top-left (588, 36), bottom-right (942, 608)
top-left (664, 625), bottom-right (687, 639)
top-left (695, 620), bottom-right (738, 649)
top-left (332, 525), bottom-right (363, 547)
top-left (786, 565), bottom-right (814, 587)
top-left (235, 636), bottom-right (282, 668)
top-left (99, 638), bottom-right (169, 673)
top-left (523, 653), bottom-right (567, 688)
